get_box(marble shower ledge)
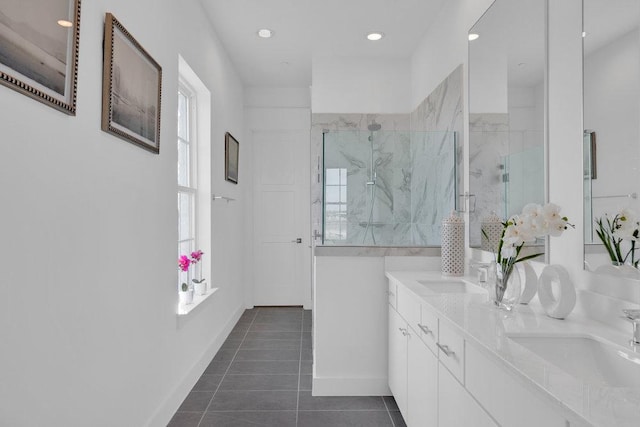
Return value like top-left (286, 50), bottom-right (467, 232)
top-left (314, 246), bottom-right (440, 257)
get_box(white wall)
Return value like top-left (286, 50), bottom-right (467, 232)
top-left (411, 0), bottom-right (496, 110)
top-left (0, 1), bottom-right (247, 426)
top-left (311, 56), bottom-right (411, 113)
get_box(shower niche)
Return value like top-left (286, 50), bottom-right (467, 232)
top-left (322, 127), bottom-right (457, 246)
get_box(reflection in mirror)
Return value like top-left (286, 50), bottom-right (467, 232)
top-left (468, 0), bottom-right (546, 255)
top-left (583, 0), bottom-right (640, 278)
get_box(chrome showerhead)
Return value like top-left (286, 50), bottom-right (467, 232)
top-left (367, 122), bottom-right (381, 132)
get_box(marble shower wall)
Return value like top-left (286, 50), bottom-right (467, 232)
top-left (311, 64), bottom-right (464, 247)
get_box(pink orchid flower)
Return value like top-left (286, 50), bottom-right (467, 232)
top-left (178, 255), bottom-right (191, 271)
top-left (190, 250), bottom-right (204, 263)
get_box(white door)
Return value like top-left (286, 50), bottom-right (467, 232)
top-left (253, 130), bottom-right (311, 307)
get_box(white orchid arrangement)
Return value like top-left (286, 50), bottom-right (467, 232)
top-left (482, 203), bottom-right (572, 280)
top-left (595, 208), bottom-right (640, 268)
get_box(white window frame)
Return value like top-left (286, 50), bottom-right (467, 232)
top-left (178, 80), bottom-right (198, 285)
top-left (324, 167), bottom-right (348, 241)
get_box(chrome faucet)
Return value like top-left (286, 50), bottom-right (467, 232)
top-left (622, 309), bottom-right (640, 345)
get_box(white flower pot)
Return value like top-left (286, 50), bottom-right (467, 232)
top-left (179, 289), bottom-right (194, 305)
top-left (193, 281), bottom-right (207, 296)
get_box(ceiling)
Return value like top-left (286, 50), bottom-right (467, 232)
top-left (199, 0), bottom-right (447, 87)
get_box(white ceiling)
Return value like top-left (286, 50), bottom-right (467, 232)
top-left (199, 0), bottom-right (447, 87)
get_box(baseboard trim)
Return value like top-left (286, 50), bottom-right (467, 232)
top-left (147, 304), bottom-right (245, 426)
top-left (312, 376), bottom-right (391, 396)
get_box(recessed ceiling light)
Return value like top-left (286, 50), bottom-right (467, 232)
top-left (582, 31), bottom-right (587, 38)
top-left (257, 29), bottom-right (274, 38)
top-left (468, 33), bottom-right (479, 41)
top-left (57, 19), bottom-right (73, 28)
top-left (366, 32), bottom-right (384, 41)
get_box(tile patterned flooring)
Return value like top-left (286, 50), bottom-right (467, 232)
top-left (168, 307), bottom-right (406, 427)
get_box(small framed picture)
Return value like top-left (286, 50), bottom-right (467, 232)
top-left (101, 13), bottom-right (162, 154)
top-left (0, 0), bottom-right (82, 115)
top-left (225, 132), bottom-right (239, 184)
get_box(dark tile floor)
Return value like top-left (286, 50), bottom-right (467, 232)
top-left (168, 307), bottom-right (406, 427)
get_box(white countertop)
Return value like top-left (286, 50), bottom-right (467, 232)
top-left (385, 270), bottom-right (640, 427)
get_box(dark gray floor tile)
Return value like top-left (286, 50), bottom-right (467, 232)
top-left (300, 360), bottom-right (312, 375)
top-left (227, 360), bottom-right (300, 375)
top-left (254, 313), bottom-right (303, 321)
top-left (177, 391), bottom-right (214, 412)
top-left (207, 390), bottom-right (298, 411)
top-left (204, 360), bottom-right (231, 375)
top-left (220, 339), bottom-right (243, 351)
top-left (303, 323), bottom-right (312, 332)
top-left (302, 332), bottom-right (312, 341)
top-left (257, 306), bottom-right (303, 313)
top-left (390, 410), bottom-right (407, 427)
top-left (299, 374), bottom-right (312, 391)
top-left (240, 339), bottom-right (301, 350)
top-left (167, 411), bottom-right (202, 427)
top-left (234, 349), bottom-right (300, 361)
top-left (297, 410), bottom-right (393, 427)
top-left (231, 324), bottom-right (250, 334)
top-left (192, 375), bottom-right (223, 392)
top-left (244, 331), bottom-right (301, 340)
top-left (383, 395), bottom-right (400, 412)
top-left (249, 322), bottom-right (302, 332)
top-left (302, 338), bottom-right (312, 351)
top-left (199, 411), bottom-right (296, 427)
top-left (213, 349), bottom-right (237, 362)
top-left (297, 392), bottom-right (386, 411)
top-left (301, 347), bottom-right (313, 361)
top-left (226, 330), bottom-right (247, 340)
top-left (220, 374), bottom-right (299, 390)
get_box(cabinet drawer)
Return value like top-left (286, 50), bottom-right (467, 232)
top-left (397, 286), bottom-right (421, 333)
top-left (466, 344), bottom-right (566, 427)
top-left (387, 280), bottom-right (397, 309)
top-left (419, 305), bottom-right (438, 354)
top-left (438, 321), bottom-right (465, 384)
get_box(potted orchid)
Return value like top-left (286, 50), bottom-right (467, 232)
top-left (178, 255), bottom-right (194, 305)
top-left (487, 203), bottom-right (573, 310)
top-left (595, 209), bottom-right (640, 269)
top-left (190, 250), bottom-right (207, 295)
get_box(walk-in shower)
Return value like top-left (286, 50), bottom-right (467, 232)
top-left (322, 127), bottom-right (457, 246)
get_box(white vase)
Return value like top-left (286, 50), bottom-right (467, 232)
top-left (193, 280), bottom-right (207, 296)
top-left (179, 289), bottom-right (194, 305)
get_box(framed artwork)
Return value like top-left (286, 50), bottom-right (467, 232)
top-left (0, 0), bottom-right (82, 115)
top-left (101, 13), bottom-right (162, 154)
top-left (225, 132), bottom-right (239, 184)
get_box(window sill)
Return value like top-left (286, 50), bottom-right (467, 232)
top-left (177, 287), bottom-right (219, 316)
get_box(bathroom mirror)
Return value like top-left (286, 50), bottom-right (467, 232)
top-left (468, 0), bottom-right (547, 255)
top-left (583, 0), bottom-right (640, 278)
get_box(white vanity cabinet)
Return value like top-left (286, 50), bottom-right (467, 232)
top-left (388, 306), bottom-right (409, 416)
top-left (387, 276), bottom-right (570, 427)
top-left (407, 324), bottom-right (438, 427)
top-left (439, 365), bottom-right (497, 427)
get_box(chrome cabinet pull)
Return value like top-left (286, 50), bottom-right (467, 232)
top-left (437, 343), bottom-right (455, 357)
top-left (418, 323), bottom-right (433, 335)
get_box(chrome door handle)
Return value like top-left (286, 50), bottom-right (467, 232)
top-left (291, 238), bottom-right (302, 243)
top-left (437, 343), bottom-right (455, 357)
top-left (418, 324), bottom-right (433, 335)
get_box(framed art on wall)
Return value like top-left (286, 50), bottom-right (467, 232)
top-left (101, 13), bottom-right (162, 154)
top-left (225, 132), bottom-right (239, 184)
top-left (0, 0), bottom-right (82, 115)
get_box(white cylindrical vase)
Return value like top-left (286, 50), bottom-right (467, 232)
top-left (441, 211), bottom-right (465, 276)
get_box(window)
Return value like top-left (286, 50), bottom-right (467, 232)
top-left (176, 56), bottom-right (212, 314)
top-left (177, 82), bottom-right (197, 284)
top-left (324, 168), bottom-right (347, 241)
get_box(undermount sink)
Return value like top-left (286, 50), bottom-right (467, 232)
top-left (507, 334), bottom-right (640, 388)
top-left (416, 279), bottom-right (485, 294)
